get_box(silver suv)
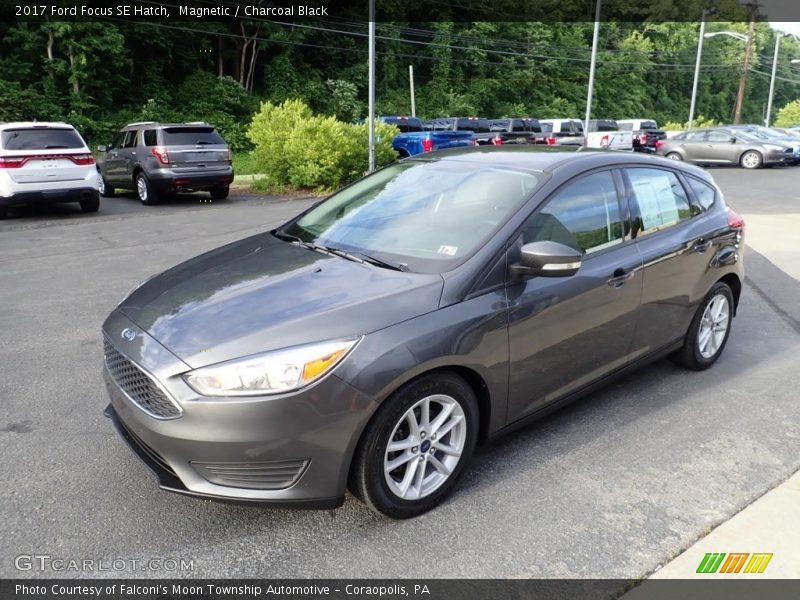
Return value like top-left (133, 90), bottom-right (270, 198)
top-left (96, 122), bottom-right (234, 205)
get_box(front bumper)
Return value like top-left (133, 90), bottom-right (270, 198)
top-left (102, 312), bottom-right (375, 507)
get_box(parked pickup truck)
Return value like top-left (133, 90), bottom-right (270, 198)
top-left (392, 129), bottom-right (476, 157)
top-left (538, 119), bottom-right (585, 146)
top-left (379, 115), bottom-right (424, 132)
top-left (474, 118), bottom-right (549, 145)
top-left (616, 119), bottom-right (667, 153)
top-left (587, 119), bottom-right (633, 151)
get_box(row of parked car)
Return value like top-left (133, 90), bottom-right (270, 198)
top-left (0, 120), bottom-right (234, 218)
top-left (386, 116), bottom-right (667, 156)
top-left (655, 124), bottom-right (800, 169)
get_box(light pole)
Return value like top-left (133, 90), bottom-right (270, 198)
top-left (688, 8), bottom-right (716, 131)
top-left (367, 0), bottom-right (376, 173)
top-left (698, 31), bottom-right (751, 124)
top-left (583, 0), bottom-right (602, 147)
top-left (765, 34), bottom-right (798, 127)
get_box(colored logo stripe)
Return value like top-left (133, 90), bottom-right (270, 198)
top-left (719, 553), bottom-right (749, 573)
top-left (696, 552), bottom-right (773, 574)
top-left (697, 553), bottom-right (726, 573)
top-left (744, 553), bottom-right (773, 573)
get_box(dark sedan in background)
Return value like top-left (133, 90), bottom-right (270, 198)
top-left (102, 148), bottom-right (745, 518)
top-left (656, 127), bottom-right (795, 168)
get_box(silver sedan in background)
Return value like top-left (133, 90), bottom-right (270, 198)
top-left (655, 128), bottom-right (795, 169)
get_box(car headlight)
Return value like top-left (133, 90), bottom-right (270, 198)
top-left (183, 338), bottom-right (361, 397)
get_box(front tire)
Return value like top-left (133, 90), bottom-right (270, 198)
top-left (136, 172), bottom-right (158, 205)
top-left (349, 372), bottom-right (478, 519)
top-left (671, 282), bottom-right (734, 371)
top-left (740, 150), bottom-right (762, 169)
top-left (666, 152), bottom-right (683, 161)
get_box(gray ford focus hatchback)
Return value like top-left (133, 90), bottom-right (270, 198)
top-left (102, 148), bottom-right (744, 518)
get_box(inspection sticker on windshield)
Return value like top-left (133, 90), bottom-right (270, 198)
top-left (437, 245), bottom-right (458, 256)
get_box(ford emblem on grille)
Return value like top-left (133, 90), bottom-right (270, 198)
top-left (121, 328), bottom-right (137, 342)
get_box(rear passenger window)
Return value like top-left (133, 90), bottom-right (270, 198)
top-left (522, 171), bottom-right (623, 255)
top-left (627, 168), bottom-right (693, 236)
top-left (686, 177), bottom-right (717, 212)
top-left (143, 130), bottom-right (157, 146)
top-left (121, 131), bottom-right (137, 148)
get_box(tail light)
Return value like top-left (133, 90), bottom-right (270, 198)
top-left (226, 147), bottom-right (232, 162)
top-left (491, 136), bottom-right (504, 146)
top-left (150, 146), bottom-right (169, 164)
top-left (0, 154), bottom-right (95, 168)
top-left (655, 140), bottom-right (665, 150)
top-left (72, 153), bottom-right (95, 165)
top-left (546, 136), bottom-right (556, 145)
top-left (727, 208), bottom-right (746, 230)
top-left (600, 135), bottom-right (609, 147)
top-left (0, 157), bottom-right (26, 169)
top-left (639, 133), bottom-right (648, 145)
top-left (421, 138), bottom-right (434, 153)
top-left (472, 139), bottom-right (479, 146)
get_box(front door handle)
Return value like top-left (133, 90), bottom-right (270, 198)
top-left (693, 238), bottom-right (712, 254)
top-left (607, 268), bottom-right (635, 288)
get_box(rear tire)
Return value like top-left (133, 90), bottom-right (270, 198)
top-left (740, 150), bottom-right (762, 169)
top-left (210, 185), bottom-right (229, 201)
top-left (79, 194), bottom-right (100, 213)
top-left (136, 172), bottom-right (158, 205)
top-left (670, 282), bottom-right (734, 371)
top-left (0, 207), bottom-right (8, 220)
top-left (666, 152), bottom-right (683, 161)
top-left (349, 372), bottom-right (478, 519)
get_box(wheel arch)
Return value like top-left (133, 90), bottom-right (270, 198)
top-left (717, 272), bottom-right (742, 315)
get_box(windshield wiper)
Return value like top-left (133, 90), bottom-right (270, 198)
top-left (273, 231), bottom-right (408, 271)
top-left (323, 246), bottom-right (408, 272)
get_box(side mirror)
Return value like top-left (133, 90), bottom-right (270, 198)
top-left (511, 240), bottom-right (582, 278)
top-left (729, 137), bottom-right (737, 143)
top-left (97, 144), bottom-right (108, 152)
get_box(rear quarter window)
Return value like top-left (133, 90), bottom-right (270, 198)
top-left (686, 177), bottom-right (717, 212)
top-left (626, 168), bottom-right (694, 236)
top-left (161, 127), bottom-right (225, 145)
top-left (143, 130), bottom-right (158, 146)
top-left (1, 128), bottom-right (85, 150)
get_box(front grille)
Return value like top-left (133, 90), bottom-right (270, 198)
top-left (104, 339), bottom-right (182, 419)
top-left (191, 459), bottom-right (310, 490)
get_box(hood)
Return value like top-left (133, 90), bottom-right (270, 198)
top-left (118, 232), bottom-right (444, 368)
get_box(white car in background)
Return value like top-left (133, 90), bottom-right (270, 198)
top-left (0, 122), bottom-right (100, 219)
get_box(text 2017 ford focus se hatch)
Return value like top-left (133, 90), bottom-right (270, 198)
top-left (102, 148), bottom-right (744, 518)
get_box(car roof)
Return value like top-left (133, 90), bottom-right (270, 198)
top-left (0, 122), bottom-right (75, 131)
top-left (407, 146), bottom-right (714, 181)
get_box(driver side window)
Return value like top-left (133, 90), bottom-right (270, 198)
top-left (521, 170), bottom-right (624, 255)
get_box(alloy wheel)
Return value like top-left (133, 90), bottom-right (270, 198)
top-left (697, 294), bottom-right (730, 359)
top-left (384, 394), bottom-right (467, 501)
top-left (137, 176), bottom-right (148, 202)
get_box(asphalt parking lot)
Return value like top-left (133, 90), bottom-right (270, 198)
top-left (1, 167), bottom-right (799, 581)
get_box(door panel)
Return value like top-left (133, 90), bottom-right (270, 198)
top-left (622, 167), bottom-right (712, 358)
top-left (505, 169), bottom-right (642, 424)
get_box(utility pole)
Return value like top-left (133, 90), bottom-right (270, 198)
top-left (765, 33), bottom-right (781, 127)
top-left (409, 65), bottom-right (416, 117)
top-left (733, 6), bottom-right (757, 124)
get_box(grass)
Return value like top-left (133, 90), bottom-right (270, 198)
top-left (232, 152), bottom-right (259, 175)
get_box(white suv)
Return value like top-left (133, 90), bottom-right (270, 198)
top-left (0, 122), bottom-right (100, 218)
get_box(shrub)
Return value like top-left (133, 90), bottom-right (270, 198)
top-left (247, 99), bottom-right (398, 191)
top-left (774, 99), bottom-right (800, 127)
top-left (662, 115), bottom-right (721, 130)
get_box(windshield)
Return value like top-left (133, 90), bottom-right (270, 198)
top-left (282, 161), bottom-right (542, 273)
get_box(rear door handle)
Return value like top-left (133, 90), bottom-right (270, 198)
top-left (607, 268), bottom-right (635, 288)
top-left (131, 151), bottom-right (137, 156)
top-left (693, 238), bottom-right (712, 253)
